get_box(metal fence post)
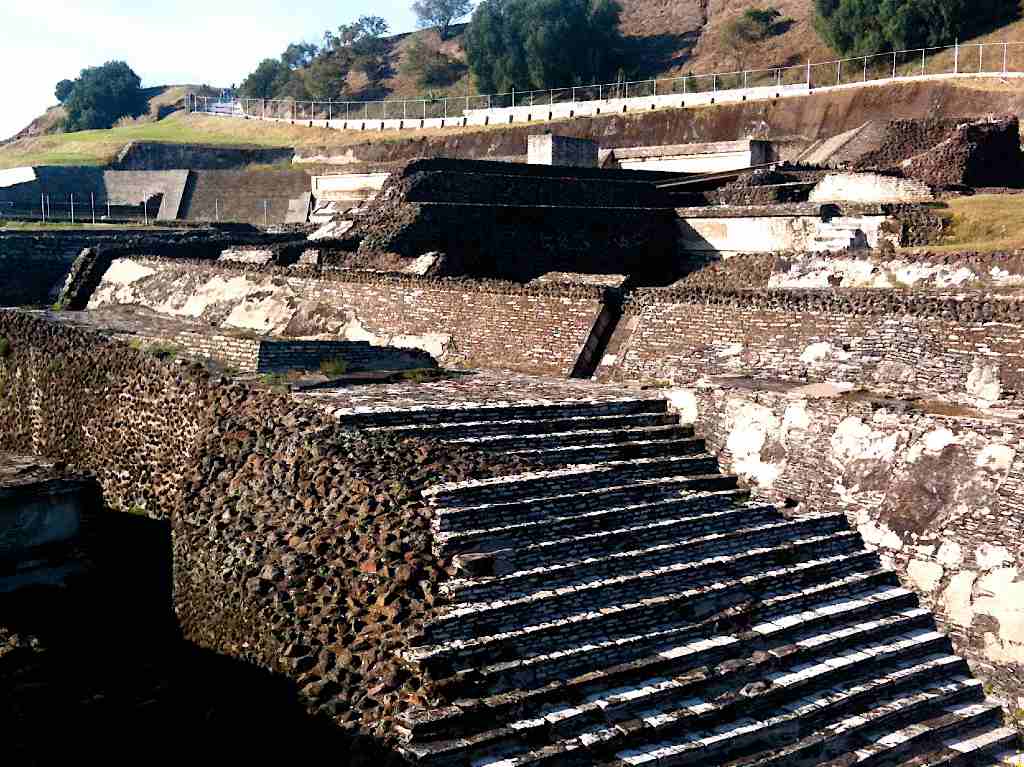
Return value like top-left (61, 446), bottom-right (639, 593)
top-left (863, 56), bottom-right (868, 81)
top-left (806, 61), bottom-right (811, 87)
top-left (921, 48), bottom-right (926, 75)
top-left (837, 60), bottom-right (841, 85)
top-left (91, 193), bottom-right (95, 225)
top-left (70, 194), bottom-right (74, 225)
top-left (893, 51), bottom-right (897, 78)
top-left (1004, 42), bottom-right (1009, 74)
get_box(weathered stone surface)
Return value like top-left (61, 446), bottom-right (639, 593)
top-left (0, 309), bottom-right (532, 749)
top-left (690, 380), bottom-right (1024, 706)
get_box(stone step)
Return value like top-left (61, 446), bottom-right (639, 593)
top-left (400, 605), bottom-right (936, 763)
top-left (369, 412), bottom-right (684, 440)
top-left (507, 437), bottom-right (707, 466)
top-left (339, 398), bottom-right (669, 428)
top-left (436, 489), bottom-right (757, 558)
top-left (425, 455), bottom-right (725, 508)
top-left (409, 548), bottom-right (880, 675)
top-left (811, 701), bottom-right (1006, 767)
top-left (461, 635), bottom-right (962, 767)
top-left (398, 579), bottom-right (919, 745)
top-left (469, 572), bottom-right (909, 701)
top-left (446, 424), bottom-right (695, 451)
top-left (433, 476), bottom-right (742, 535)
top-left (430, 529), bottom-right (860, 643)
top-left (891, 725), bottom-right (1020, 767)
top-left (451, 502), bottom-right (783, 574)
top-left (440, 514), bottom-right (852, 607)
top-left (611, 664), bottom-right (985, 767)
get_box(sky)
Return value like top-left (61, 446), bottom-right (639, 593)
top-left (0, 0), bottom-right (420, 141)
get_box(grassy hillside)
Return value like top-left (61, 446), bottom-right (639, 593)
top-left (4, 1), bottom-right (1024, 171)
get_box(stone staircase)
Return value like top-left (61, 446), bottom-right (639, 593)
top-left (811, 217), bottom-right (870, 252)
top-left (341, 397), bottom-right (1021, 766)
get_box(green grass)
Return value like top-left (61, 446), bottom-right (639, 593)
top-left (319, 357), bottom-right (350, 377)
top-left (918, 195), bottom-right (1024, 253)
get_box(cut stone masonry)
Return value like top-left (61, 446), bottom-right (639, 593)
top-left (312, 394), bottom-right (1023, 766)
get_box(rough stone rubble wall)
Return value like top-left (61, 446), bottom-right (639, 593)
top-left (87, 257), bottom-right (607, 376)
top-left (686, 385), bottom-right (1024, 706)
top-left (0, 310), bottom-right (524, 757)
top-left (599, 288), bottom-right (1024, 408)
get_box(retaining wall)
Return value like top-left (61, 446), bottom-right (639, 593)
top-left (86, 257), bottom-right (607, 376)
top-left (598, 287), bottom-right (1024, 408)
top-left (179, 170), bottom-right (313, 225)
top-left (0, 309), bottom-right (522, 755)
top-left (683, 381), bottom-right (1024, 705)
top-left (112, 141), bottom-right (295, 170)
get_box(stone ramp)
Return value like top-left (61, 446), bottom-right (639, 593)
top-left (334, 396), bottom-right (1021, 766)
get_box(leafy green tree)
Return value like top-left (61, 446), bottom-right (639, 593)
top-left (238, 58), bottom-right (291, 98)
top-left (62, 61), bottom-right (147, 132)
top-left (306, 55), bottom-right (348, 99)
top-left (466, 0), bottom-right (623, 93)
top-left (815, 0), bottom-right (1014, 57)
top-left (337, 16), bottom-right (391, 81)
top-left (54, 79), bottom-right (75, 103)
top-left (281, 42), bottom-right (319, 69)
top-left (412, 0), bottom-right (473, 40)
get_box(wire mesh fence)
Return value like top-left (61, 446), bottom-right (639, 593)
top-left (190, 40), bottom-right (1024, 125)
top-left (1, 197), bottom-right (289, 227)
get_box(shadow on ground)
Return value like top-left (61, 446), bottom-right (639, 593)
top-left (1, 512), bottom-right (406, 767)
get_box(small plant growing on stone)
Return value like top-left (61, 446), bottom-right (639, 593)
top-left (319, 357), bottom-right (350, 377)
top-left (0, 337), bottom-right (10, 358)
top-left (145, 342), bottom-right (179, 360)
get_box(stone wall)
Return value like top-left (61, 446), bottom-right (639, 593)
top-left (527, 135), bottom-right (598, 167)
top-left (599, 287), bottom-right (1024, 408)
top-left (679, 381), bottom-right (1024, 705)
top-left (179, 170), bottom-right (313, 225)
top-left (112, 141), bottom-right (295, 171)
top-left (0, 234), bottom-right (89, 305)
top-left (87, 257), bottom-right (607, 376)
top-left (809, 173), bottom-right (934, 203)
top-left (670, 249), bottom-right (1024, 290)
top-left (0, 310), bottom-right (525, 756)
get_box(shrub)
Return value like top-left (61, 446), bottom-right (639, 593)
top-left (319, 357), bottom-right (350, 377)
top-left (402, 36), bottom-right (463, 88)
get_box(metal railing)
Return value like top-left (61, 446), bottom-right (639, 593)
top-left (1, 196), bottom-right (159, 225)
top-left (189, 40), bottom-right (1024, 125)
top-left (1, 196), bottom-right (290, 227)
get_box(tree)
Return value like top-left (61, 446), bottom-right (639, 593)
top-left (54, 79), bottom-right (75, 104)
top-left (337, 16), bottom-right (391, 81)
top-left (465, 0), bottom-right (623, 93)
top-left (306, 54), bottom-right (348, 100)
top-left (814, 0), bottom-right (1014, 57)
top-left (238, 58), bottom-right (291, 98)
top-left (281, 42), bottom-right (319, 69)
top-left (61, 61), bottom-right (147, 132)
top-left (412, 0), bottom-right (473, 40)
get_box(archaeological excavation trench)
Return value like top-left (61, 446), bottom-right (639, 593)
top-left (3, 129), bottom-right (1024, 765)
